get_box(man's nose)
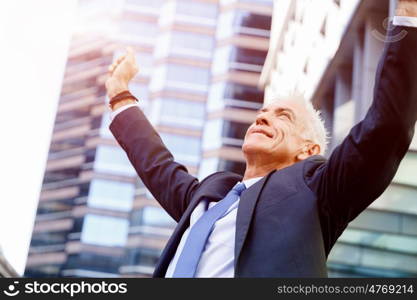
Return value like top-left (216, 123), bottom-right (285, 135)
top-left (255, 113), bottom-right (269, 126)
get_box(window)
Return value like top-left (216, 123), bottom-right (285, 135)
top-left (219, 160), bottom-right (246, 175)
top-left (198, 157), bottom-right (219, 180)
top-left (176, 0), bottom-right (217, 19)
top-left (81, 214), bottom-right (129, 247)
top-left (130, 82), bottom-right (149, 101)
top-left (67, 47), bottom-right (101, 64)
top-left (85, 148), bottom-right (96, 164)
top-left (94, 145), bottom-right (136, 176)
top-left (376, 184), bottom-right (417, 215)
top-left (157, 98), bottom-right (205, 128)
top-left (166, 64), bottom-right (210, 85)
top-left (234, 11), bottom-right (271, 31)
top-left (410, 126), bottom-right (417, 150)
top-left (159, 133), bottom-right (201, 165)
top-left (77, 183), bottom-right (91, 198)
top-left (36, 199), bottom-right (73, 215)
top-left (154, 33), bottom-right (171, 58)
top-left (50, 136), bottom-right (85, 153)
top-left (232, 47), bottom-right (267, 66)
top-left (31, 231), bottom-right (68, 247)
top-left (131, 206), bottom-right (176, 227)
top-left (207, 82), bottom-right (226, 112)
top-left (393, 152), bottom-right (417, 187)
top-left (25, 264), bottom-right (62, 277)
top-left (66, 252), bottom-right (124, 273)
top-left (120, 20), bottom-right (158, 44)
top-left (239, 0), bottom-right (273, 5)
top-left (216, 11), bottom-right (234, 39)
top-left (90, 116), bottom-right (102, 130)
top-left (150, 65), bottom-right (167, 91)
top-left (43, 167), bottom-right (80, 184)
top-left (150, 64), bottom-right (210, 93)
top-left (202, 119), bottom-right (223, 150)
top-left (130, 82), bottom-right (150, 112)
top-left (99, 112), bottom-right (113, 139)
top-left (223, 120), bottom-right (249, 141)
top-left (125, 248), bottom-right (161, 267)
top-left (327, 262), bottom-right (413, 278)
top-left (208, 82), bottom-right (264, 112)
top-left (207, 82), bottom-right (226, 111)
top-left (55, 106), bottom-right (90, 123)
top-left (212, 46), bottom-right (231, 74)
top-left (157, 32), bottom-right (214, 60)
top-left (212, 45), bottom-right (268, 73)
top-left (338, 228), bottom-right (417, 255)
top-left (158, 0), bottom-right (217, 27)
top-left (224, 83), bottom-right (264, 103)
top-left (171, 31), bottom-right (214, 51)
top-left (126, 0), bottom-right (164, 9)
top-left (88, 179), bottom-right (135, 212)
top-left (216, 10), bottom-right (271, 38)
top-left (72, 217), bottom-right (84, 233)
top-left (135, 53), bottom-right (153, 77)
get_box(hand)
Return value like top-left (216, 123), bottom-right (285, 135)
top-left (105, 47), bottom-right (139, 99)
top-left (397, 0), bottom-right (417, 17)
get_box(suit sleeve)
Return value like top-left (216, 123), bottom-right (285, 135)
top-left (306, 24), bottom-right (417, 228)
top-left (110, 106), bottom-right (199, 222)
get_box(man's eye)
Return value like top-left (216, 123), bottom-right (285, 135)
top-left (279, 113), bottom-right (291, 120)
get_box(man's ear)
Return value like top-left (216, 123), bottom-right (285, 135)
top-left (296, 143), bottom-right (321, 161)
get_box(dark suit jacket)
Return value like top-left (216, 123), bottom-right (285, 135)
top-left (110, 25), bottom-right (417, 277)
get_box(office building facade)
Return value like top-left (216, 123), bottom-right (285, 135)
top-left (260, 0), bottom-right (417, 277)
top-left (199, 0), bottom-right (272, 178)
top-left (25, 0), bottom-right (272, 277)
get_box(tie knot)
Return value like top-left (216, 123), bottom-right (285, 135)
top-left (233, 182), bottom-right (246, 196)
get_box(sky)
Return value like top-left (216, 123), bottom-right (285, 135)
top-left (0, 0), bottom-right (78, 275)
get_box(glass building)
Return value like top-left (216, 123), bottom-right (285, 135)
top-left (25, 0), bottom-right (272, 277)
top-left (200, 0), bottom-right (272, 178)
top-left (260, 0), bottom-right (417, 277)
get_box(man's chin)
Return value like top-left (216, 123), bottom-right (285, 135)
top-left (242, 143), bottom-right (268, 155)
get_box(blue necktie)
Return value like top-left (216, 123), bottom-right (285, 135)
top-left (172, 183), bottom-right (246, 277)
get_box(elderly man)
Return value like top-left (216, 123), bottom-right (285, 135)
top-left (105, 2), bottom-right (417, 277)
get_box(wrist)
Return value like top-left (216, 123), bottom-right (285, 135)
top-left (111, 99), bottom-right (137, 111)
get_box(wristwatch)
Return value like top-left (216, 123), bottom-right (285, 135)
top-left (109, 90), bottom-right (138, 110)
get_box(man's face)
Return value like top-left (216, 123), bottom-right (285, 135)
top-left (242, 99), bottom-right (310, 164)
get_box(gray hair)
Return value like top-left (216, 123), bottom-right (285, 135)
top-left (267, 95), bottom-right (329, 155)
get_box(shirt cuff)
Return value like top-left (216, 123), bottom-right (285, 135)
top-left (393, 16), bottom-right (417, 27)
top-left (110, 104), bottom-right (140, 121)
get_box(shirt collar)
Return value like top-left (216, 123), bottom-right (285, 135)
top-left (241, 176), bottom-right (263, 189)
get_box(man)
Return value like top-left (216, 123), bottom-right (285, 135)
top-left (104, 2), bottom-right (417, 277)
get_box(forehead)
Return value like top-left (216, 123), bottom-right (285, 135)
top-left (262, 99), bottom-right (307, 115)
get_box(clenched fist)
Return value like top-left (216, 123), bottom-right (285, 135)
top-left (105, 47), bottom-right (139, 100)
top-left (397, 0), bottom-right (417, 17)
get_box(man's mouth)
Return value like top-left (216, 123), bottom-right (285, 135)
top-left (251, 128), bottom-right (273, 138)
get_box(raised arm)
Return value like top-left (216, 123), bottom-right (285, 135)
top-left (105, 48), bottom-right (199, 222)
top-left (306, 6), bottom-right (417, 230)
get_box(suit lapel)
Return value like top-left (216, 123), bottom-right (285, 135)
top-left (234, 170), bottom-right (274, 269)
top-left (152, 195), bottom-right (201, 276)
top-left (153, 171), bottom-right (242, 277)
